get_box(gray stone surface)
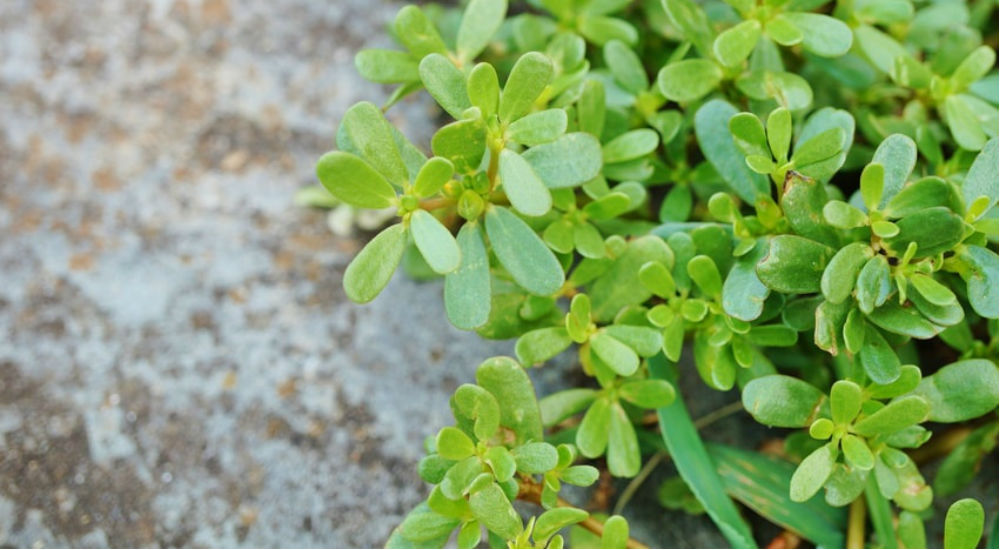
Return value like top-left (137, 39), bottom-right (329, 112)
top-left (0, 0), bottom-right (510, 546)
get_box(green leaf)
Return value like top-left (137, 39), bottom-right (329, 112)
top-left (887, 207), bottom-right (965, 257)
top-left (340, 101), bottom-right (409, 186)
top-left (576, 397), bottom-right (611, 457)
top-left (860, 162), bottom-right (885, 212)
top-left (822, 243), bottom-right (872, 304)
top-left (910, 273), bottom-right (957, 307)
top-left (410, 210), bottom-right (460, 274)
top-left (961, 245), bottom-right (1000, 319)
top-left (389, 502), bottom-right (461, 548)
top-left (507, 109), bottom-right (568, 147)
top-left (708, 443), bottom-right (846, 548)
top-left (867, 301), bottom-right (942, 339)
top-left (911, 359), bottom-right (999, 423)
top-left (737, 70), bottom-right (813, 111)
top-left (476, 356), bottom-right (544, 444)
top-left (856, 255), bottom-right (892, 314)
top-left (468, 62), bottom-right (500, 119)
top-left (534, 508), bottom-right (589, 541)
top-left (590, 235), bottom-right (674, 321)
top-left (742, 374), bottom-right (828, 427)
top-left (445, 223), bottom-right (491, 330)
top-left (713, 20), bottom-right (762, 67)
top-left (513, 442), bottom-right (558, 474)
top-left (604, 39), bottom-right (648, 94)
top-left (344, 224), bottom-right (407, 303)
top-left (355, 49), bottom-right (418, 84)
top-left (414, 157), bottom-right (455, 198)
top-left (860, 324), bottom-right (902, 385)
top-left (757, 235), bottom-right (834, 294)
top-left (590, 331), bottom-right (639, 376)
top-left (783, 13), bottom-right (852, 57)
top-left (841, 434), bottom-right (875, 470)
top-left (883, 177), bottom-right (961, 219)
top-left (420, 54), bottom-right (472, 120)
top-left (452, 384), bottom-right (502, 442)
top-left (696, 100), bottom-right (769, 203)
top-left (945, 499), bottom-right (985, 550)
top-left (516, 327), bottom-right (573, 366)
top-left (437, 426), bottom-right (476, 460)
top-left (722, 239), bottom-right (771, 321)
top-left (540, 388), bottom-right (598, 427)
top-left (650, 356), bottom-right (758, 548)
top-left (522, 133), bottom-right (603, 189)
top-left (579, 15), bottom-right (638, 46)
top-left (766, 14), bottom-right (803, 46)
top-left (729, 112), bottom-right (769, 158)
top-left (456, 0), bottom-right (507, 62)
top-left (500, 52), bottom-right (554, 124)
top-left (499, 149), bottom-right (552, 217)
top-left (603, 129), bottom-right (660, 163)
top-left (963, 137), bottom-right (999, 216)
top-left (767, 107), bottom-right (792, 162)
top-left (578, 79), bottom-right (607, 137)
top-left (946, 94), bottom-right (989, 151)
top-left (657, 58), bottom-right (723, 103)
top-left (606, 401), bottom-right (640, 477)
top-left (441, 456), bottom-right (486, 499)
top-left (687, 255), bottom-right (722, 297)
top-left (394, 6), bottom-right (448, 58)
top-left (793, 107), bottom-right (854, 182)
top-left (457, 520), bottom-right (481, 549)
top-left (469, 482), bottom-right (522, 540)
top-left (662, 0), bottom-right (715, 57)
top-left (872, 134), bottom-right (917, 209)
top-left (790, 443), bottom-right (836, 502)
top-left (830, 380), bottom-right (863, 425)
top-left (601, 515), bottom-right (628, 548)
top-left (792, 127), bottom-right (844, 167)
top-left (574, 223), bottom-right (606, 259)
top-left (853, 396), bottom-right (930, 436)
top-left (780, 172), bottom-right (839, 246)
top-left (485, 206), bottom-right (565, 296)
top-left (562, 465), bottom-right (600, 486)
top-left (619, 379), bottom-right (676, 408)
top-left (316, 151), bottom-right (397, 209)
top-left (823, 464), bottom-right (866, 507)
top-left (854, 24), bottom-right (907, 75)
top-left (605, 325), bottom-right (662, 357)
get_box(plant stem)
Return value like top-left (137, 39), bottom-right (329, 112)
top-left (613, 452), bottom-right (666, 516)
top-left (846, 494), bottom-right (867, 549)
top-left (517, 479), bottom-right (650, 549)
top-left (617, 401), bottom-right (745, 514)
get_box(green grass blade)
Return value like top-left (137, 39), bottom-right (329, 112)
top-left (865, 474), bottom-right (898, 549)
top-left (649, 354), bottom-right (757, 548)
top-left (706, 443), bottom-right (847, 548)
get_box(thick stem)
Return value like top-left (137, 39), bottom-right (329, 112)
top-left (518, 479), bottom-right (650, 549)
top-left (846, 494), bottom-right (867, 549)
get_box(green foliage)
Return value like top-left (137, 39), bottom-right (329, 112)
top-left (310, 0), bottom-right (999, 547)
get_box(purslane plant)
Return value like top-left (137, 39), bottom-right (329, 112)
top-left (306, 0), bottom-right (999, 547)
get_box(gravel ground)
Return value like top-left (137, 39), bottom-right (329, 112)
top-left (0, 1), bottom-right (994, 548)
